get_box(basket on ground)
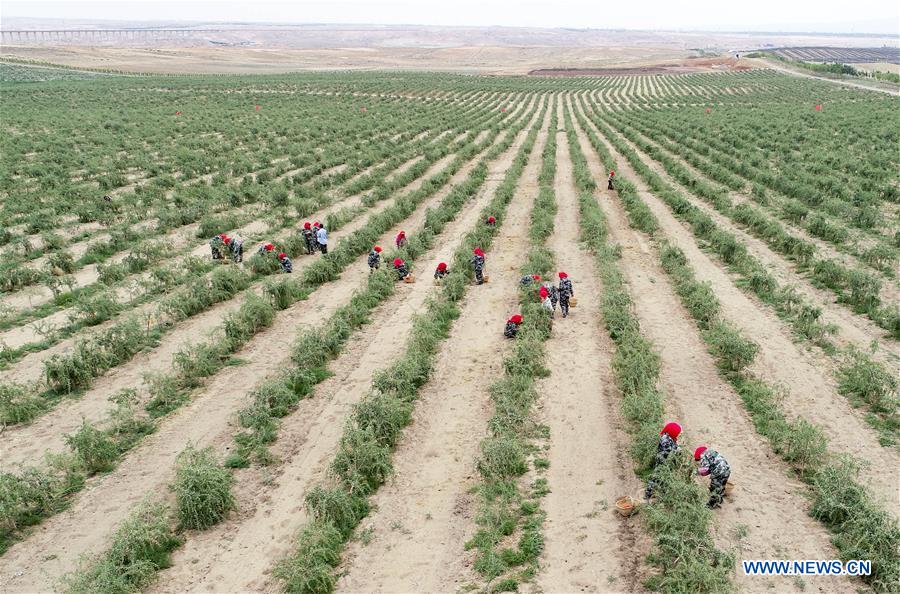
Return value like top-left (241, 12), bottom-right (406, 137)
top-left (615, 496), bottom-right (636, 517)
top-left (404, 274), bottom-right (415, 284)
top-left (569, 297), bottom-right (578, 307)
top-left (725, 481), bottom-right (735, 496)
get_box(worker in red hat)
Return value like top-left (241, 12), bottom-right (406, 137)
top-left (694, 446), bottom-right (731, 509)
top-left (504, 314), bottom-right (523, 338)
top-left (393, 257), bottom-right (410, 281)
top-left (433, 261), bottom-right (449, 280)
top-left (278, 252), bottom-right (293, 273)
top-left (558, 271), bottom-right (574, 318)
top-left (301, 222), bottom-right (316, 255)
top-left (395, 230), bottom-right (407, 249)
top-left (607, 170), bottom-right (615, 191)
top-left (645, 421), bottom-right (683, 500)
top-left (209, 233), bottom-right (227, 260)
top-left (539, 285), bottom-right (554, 313)
top-left (368, 245), bottom-right (382, 273)
top-left (470, 247), bottom-right (486, 285)
top-left (229, 233), bottom-right (244, 263)
top-left (520, 273), bottom-right (541, 286)
top-left (257, 242), bottom-right (276, 255)
top-left (486, 215), bottom-right (496, 227)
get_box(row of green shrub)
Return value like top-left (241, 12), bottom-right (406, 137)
top-left (275, 98), bottom-right (547, 594)
top-left (579, 100), bottom-right (900, 445)
top-left (465, 100), bottom-right (558, 591)
top-left (583, 106), bottom-right (900, 592)
top-left (564, 102), bottom-right (735, 593)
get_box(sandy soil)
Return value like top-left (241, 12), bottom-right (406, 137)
top-left (570, 94), bottom-right (860, 593)
top-left (333, 101), bottom-right (549, 594)
top-left (0, 97), bottom-right (539, 593)
top-left (535, 96), bottom-right (649, 592)
top-left (578, 104), bottom-right (900, 515)
top-left (147, 94), bottom-right (543, 594)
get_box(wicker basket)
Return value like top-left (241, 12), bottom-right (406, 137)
top-left (404, 274), bottom-right (415, 284)
top-left (724, 481), bottom-right (735, 496)
top-left (615, 496), bottom-right (636, 517)
top-left (569, 297), bottom-right (578, 307)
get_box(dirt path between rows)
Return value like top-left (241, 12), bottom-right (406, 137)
top-left (147, 100), bottom-right (545, 594)
top-left (334, 104), bottom-right (550, 594)
top-left (569, 96), bottom-right (859, 593)
top-left (535, 99), bottom-right (648, 592)
top-left (579, 103), bottom-right (900, 514)
top-left (758, 59), bottom-right (900, 97)
top-left (0, 130), bottom-right (502, 470)
top-left (607, 120), bottom-right (899, 371)
top-left (0, 99), bottom-right (539, 594)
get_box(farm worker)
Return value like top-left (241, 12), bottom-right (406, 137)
top-left (486, 216), bottom-right (496, 226)
top-left (368, 245), bottom-right (382, 273)
top-left (645, 422), bottom-right (682, 500)
top-left (312, 221), bottom-right (322, 252)
top-left (694, 446), bottom-right (731, 509)
top-left (504, 314), bottom-right (523, 338)
top-left (209, 234), bottom-right (226, 260)
top-left (395, 230), bottom-right (407, 249)
top-left (539, 285), bottom-right (554, 314)
top-left (520, 274), bottom-right (541, 286)
top-left (278, 252), bottom-right (293, 274)
top-left (229, 234), bottom-right (244, 263)
top-left (393, 257), bottom-right (410, 281)
top-left (316, 224), bottom-right (328, 255)
top-left (434, 262), bottom-right (449, 280)
top-left (543, 281), bottom-right (559, 313)
top-left (302, 222), bottom-right (316, 255)
top-left (607, 171), bottom-right (615, 191)
top-left (471, 248), bottom-right (486, 285)
top-left (257, 242), bottom-right (275, 255)
top-left (558, 272), bottom-right (574, 318)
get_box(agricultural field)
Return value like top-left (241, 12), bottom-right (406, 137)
top-left (0, 64), bottom-right (898, 594)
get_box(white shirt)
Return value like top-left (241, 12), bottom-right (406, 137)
top-left (316, 228), bottom-right (328, 244)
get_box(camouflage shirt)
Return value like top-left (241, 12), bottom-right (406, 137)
top-left (504, 321), bottom-right (519, 338)
top-left (699, 449), bottom-right (730, 479)
top-left (559, 278), bottom-right (574, 299)
top-left (655, 433), bottom-right (681, 466)
top-left (368, 250), bottom-right (381, 268)
top-left (395, 263), bottom-right (409, 279)
top-left (470, 254), bottom-right (485, 271)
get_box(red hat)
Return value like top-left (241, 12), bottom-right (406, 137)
top-left (661, 422), bottom-right (682, 440)
top-left (694, 446), bottom-right (708, 461)
top-left (223, 237), bottom-right (231, 245)
top-left (539, 286), bottom-right (549, 299)
top-left (473, 248), bottom-right (485, 257)
top-left (278, 252), bottom-right (286, 259)
top-left (264, 243), bottom-right (274, 251)
top-left (437, 262), bottom-right (447, 271)
top-left (509, 314), bottom-right (523, 325)
top-left (314, 221), bottom-right (321, 226)
top-left (304, 222), bottom-right (311, 229)
top-left (532, 274), bottom-right (541, 281)
top-left (374, 245), bottom-right (382, 253)
top-left (487, 216), bottom-right (496, 223)
top-left (558, 271), bottom-right (568, 279)
top-left (398, 231), bottom-right (406, 237)
top-left (393, 258), bottom-right (403, 267)
top-left (219, 233), bottom-right (227, 239)
top-left (610, 171), bottom-right (615, 177)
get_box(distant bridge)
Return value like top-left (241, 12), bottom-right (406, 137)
top-left (0, 29), bottom-right (226, 42)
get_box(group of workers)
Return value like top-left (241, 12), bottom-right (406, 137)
top-left (301, 221), bottom-right (329, 255)
top-left (647, 422), bottom-right (731, 509)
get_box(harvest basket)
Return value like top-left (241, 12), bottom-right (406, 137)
top-left (724, 481), bottom-right (735, 496)
top-left (403, 274), bottom-right (415, 284)
top-left (569, 297), bottom-right (578, 307)
top-left (482, 275), bottom-right (490, 284)
top-left (615, 496), bottom-right (636, 517)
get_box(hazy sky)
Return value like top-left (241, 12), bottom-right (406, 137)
top-left (4, 0), bottom-right (900, 33)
